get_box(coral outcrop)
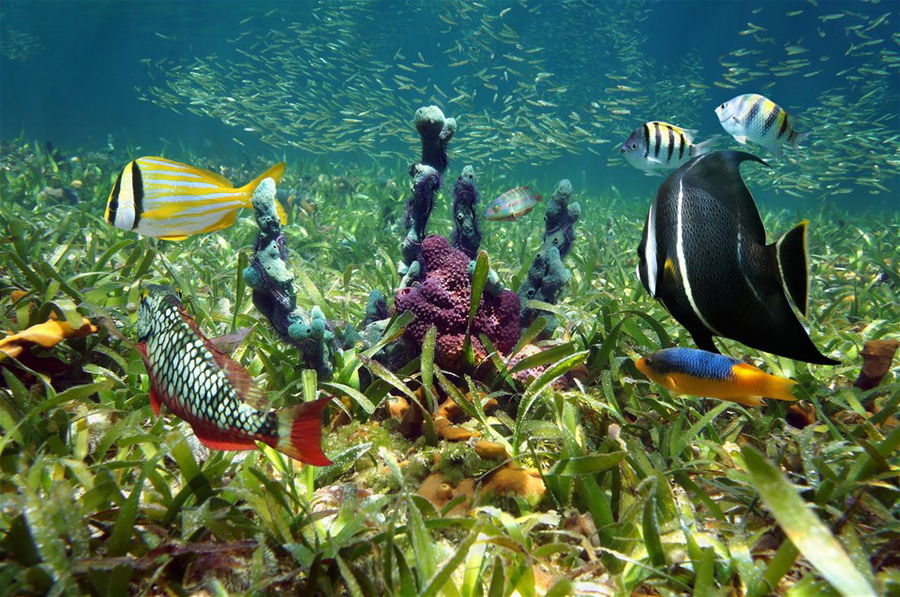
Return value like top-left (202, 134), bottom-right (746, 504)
top-left (518, 179), bottom-right (581, 337)
top-left (451, 165), bottom-right (482, 259)
top-left (243, 178), bottom-right (336, 378)
top-left (394, 235), bottom-right (520, 366)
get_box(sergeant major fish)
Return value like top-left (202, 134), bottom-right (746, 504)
top-left (635, 347), bottom-right (797, 407)
top-left (105, 156), bottom-right (287, 240)
top-left (484, 187), bottom-right (541, 221)
top-left (715, 93), bottom-right (809, 157)
top-left (620, 121), bottom-right (718, 175)
top-left (636, 151), bottom-right (838, 365)
top-left (136, 284), bottom-right (331, 465)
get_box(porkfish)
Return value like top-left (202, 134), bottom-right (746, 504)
top-left (105, 156), bottom-right (286, 240)
top-left (136, 284), bottom-right (331, 465)
top-left (635, 347), bottom-right (797, 407)
top-left (636, 150), bottom-right (838, 365)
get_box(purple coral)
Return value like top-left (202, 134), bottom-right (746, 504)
top-left (394, 235), bottom-right (520, 365)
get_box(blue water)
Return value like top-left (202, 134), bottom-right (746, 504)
top-left (2, 0), bottom-right (898, 211)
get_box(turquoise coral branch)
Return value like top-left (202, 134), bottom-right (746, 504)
top-left (518, 179), bottom-right (581, 337)
top-left (243, 177), bottom-right (336, 378)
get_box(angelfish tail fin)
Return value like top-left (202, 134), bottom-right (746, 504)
top-left (274, 396), bottom-right (332, 465)
top-left (773, 221), bottom-right (809, 316)
top-left (239, 162), bottom-right (288, 224)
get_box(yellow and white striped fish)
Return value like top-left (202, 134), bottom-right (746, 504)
top-left (104, 156), bottom-right (286, 241)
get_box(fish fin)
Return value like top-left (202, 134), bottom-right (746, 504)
top-left (678, 151), bottom-right (769, 244)
top-left (773, 221), bottom-right (810, 317)
top-left (731, 394), bottom-right (765, 407)
top-left (189, 167), bottom-right (234, 188)
top-left (664, 375), bottom-right (680, 392)
top-left (148, 388), bottom-right (162, 416)
top-left (681, 128), bottom-right (699, 136)
top-left (735, 363), bottom-right (799, 402)
top-left (733, 135), bottom-right (748, 145)
top-left (242, 162), bottom-right (287, 194)
top-left (688, 328), bottom-right (719, 353)
top-left (191, 424), bottom-right (259, 451)
top-left (791, 131), bottom-right (810, 147)
top-left (644, 170), bottom-right (664, 177)
top-left (275, 200), bottom-right (288, 225)
top-left (690, 134), bottom-right (720, 157)
top-left (273, 396), bottom-right (332, 465)
top-left (157, 235), bottom-right (190, 241)
top-left (138, 156), bottom-right (234, 187)
top-left (136, 342), bottom-right (162, 415)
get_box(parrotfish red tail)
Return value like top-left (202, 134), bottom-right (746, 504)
top-left (271, 396), bottom-right (332, 465)
top-left (773, 221), bottom-right (810, 316)
top-left (239, 161), bottom-right (288, 224)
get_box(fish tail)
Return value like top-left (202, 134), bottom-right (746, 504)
top-left (789, 131), bottom-right (810, 148)
top-left (761, 374), bottom-right (799, 402)
top-left (239, 162), bottom-right (288, 224)
top-left (273, 396), bottom-right (332, 465)
top-left (689, 134), bottom-right (719, 157)
top-left (772, 221), bottom-right (809, 316)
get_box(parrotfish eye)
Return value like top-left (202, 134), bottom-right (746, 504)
top-left (645, 357), bottom-right (652, 366)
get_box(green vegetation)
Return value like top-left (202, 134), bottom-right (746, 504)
top-left (0, 139), bottom-right (897, 595)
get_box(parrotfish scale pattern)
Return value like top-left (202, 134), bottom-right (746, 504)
top-left (145, 301), bottom-right (277, 439)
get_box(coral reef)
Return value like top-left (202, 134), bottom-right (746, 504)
top-left (414, 105), bottom-right (456, 176)
top-left (451, 165), bottom-right (482, 259)
top-left (518, 179), bottom-right (581, 336)
top-left (394, 235), bottom-right (520, 366)
top-left (243, 178), bottom-right (337, 378)
top-left (400, 106), bottom-right (456, 282)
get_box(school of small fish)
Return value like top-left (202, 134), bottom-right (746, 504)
top-left (137, 1), bottom-right (898, 200)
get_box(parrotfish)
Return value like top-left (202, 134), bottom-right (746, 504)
top-left (484, 187), bottom-right (541, 221)
top-left (620, 121), bottom-right (718, 175)
top-left (136, 284), bottom-right (331, 465)
top-left (715, 93), bottom-right (809, 157)
top-left (636, 150), bottom-right (838, 365)
top-left (105, 156), bottom-right (287, 240)
top-left (635, 347), bottom-right (797, 407)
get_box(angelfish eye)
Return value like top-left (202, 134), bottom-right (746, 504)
top-left (645, 357), bottom-right (652, 366)
top-left (630, 143), bottom-right (637, 150)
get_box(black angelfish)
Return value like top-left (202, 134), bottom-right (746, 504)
top-left (636, 150), bottom-right (838, 365)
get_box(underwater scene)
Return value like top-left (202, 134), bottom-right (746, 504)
top-left (1, 0), bottom-right (898, 595)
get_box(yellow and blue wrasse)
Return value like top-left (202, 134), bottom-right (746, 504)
top-left (634, 347), bottom-right (797, 407)
top-left (136, 284), bottom-right (331, 465)
top-left (105, 156), bottom-right (287, 240)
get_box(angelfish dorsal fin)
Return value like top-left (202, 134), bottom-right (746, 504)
top-left (774, 221), bottom-right (810, 317)
top-left (679, 151), bottom-right (770, 244)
